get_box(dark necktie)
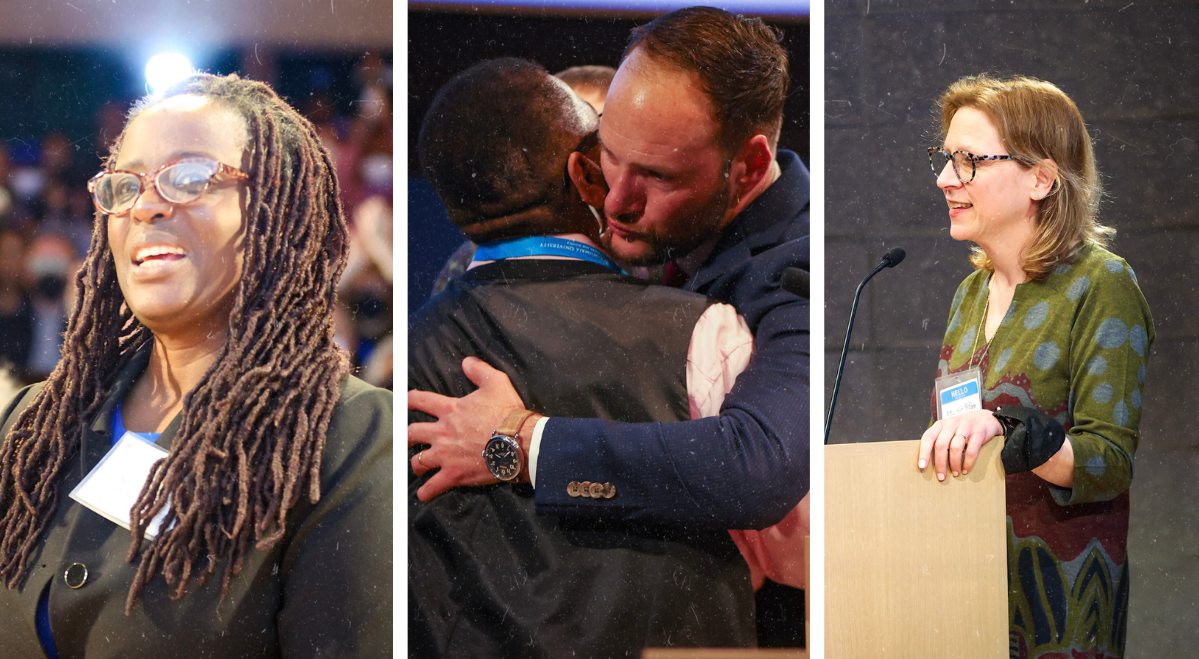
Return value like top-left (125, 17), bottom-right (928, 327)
top-left (662, 261), bottom-right (688, 288)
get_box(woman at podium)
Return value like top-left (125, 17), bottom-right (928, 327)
top-left (918, 75), bottom-right (1154, 659)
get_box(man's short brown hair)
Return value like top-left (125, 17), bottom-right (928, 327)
top-left (624, 6), bottom-right (788, 152)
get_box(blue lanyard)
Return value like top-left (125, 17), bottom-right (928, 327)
top-left (112, 401), bottom-right (162, 445)
top-left (474, 236), bottom-right (627, 275)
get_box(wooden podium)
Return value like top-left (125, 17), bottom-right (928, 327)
top-left (826, 438), bottom-right (1008, 658)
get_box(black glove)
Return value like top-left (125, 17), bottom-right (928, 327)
top-left (993, 405), bottom-right (1067, 474)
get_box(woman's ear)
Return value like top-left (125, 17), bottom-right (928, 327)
top-left (1031, 158), bottom-right (1058, 201)
top-left (567, 151), bottom-right (607, 210)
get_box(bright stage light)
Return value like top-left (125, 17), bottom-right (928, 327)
top-left (145, 53), bottom-right (194, 94)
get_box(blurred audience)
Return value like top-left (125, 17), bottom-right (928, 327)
top-left (0, 229), bottom-right (32, 375)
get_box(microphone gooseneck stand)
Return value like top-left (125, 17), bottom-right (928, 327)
top-left (781, 267), bottom-right (809, 299)
top-left (825, 247), bottom-right (906, 445)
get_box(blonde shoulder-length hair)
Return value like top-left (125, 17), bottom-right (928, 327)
top-left (939, 74), bottom-right (1114, 281)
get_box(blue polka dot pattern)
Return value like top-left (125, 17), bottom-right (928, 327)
top-left (947, 309), bottom-right (961, 334)
top-left (995, 348), bottom-right (1012, 373)
top-left (1034, 341), bottom-right (1060, 370)
top-left (1066, 275), bottom-right (1090, 302)
top-left (1126, 265), bottom-right (1138, 283)
top-left (1025, 301), bottom-right (1049, 330)
top-left (933, 243), bottom-right (1153, 656)
top-left (958, 326), bottom-right (977, 355)
top-left (1138, 365), bottom-right (1146, 384)
top-left (950, 285), bottom-right (966, 315)
top-left (1095, 318), bottom-right (1128, 350)
top-left (1001, 301), bottom-right (1015, 326)
top-left (1129, 325), bottom-right (1148, 357)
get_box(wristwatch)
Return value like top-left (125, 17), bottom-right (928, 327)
top-left (483, 410), bottom-right (537, 482)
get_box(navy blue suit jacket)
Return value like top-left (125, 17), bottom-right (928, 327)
top-left (535, 150), bottom-right (811, 529)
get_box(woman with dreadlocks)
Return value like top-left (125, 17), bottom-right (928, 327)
top-left (0, 74), bottom-right (392, 657)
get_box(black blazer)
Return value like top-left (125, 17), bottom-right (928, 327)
top-left (0, 349), bottom-right (393, 658)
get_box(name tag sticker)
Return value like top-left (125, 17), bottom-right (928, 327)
top-left (935, 367), bottom-right (984, 420)
top-left (69, 432), bottom-right (172, 539)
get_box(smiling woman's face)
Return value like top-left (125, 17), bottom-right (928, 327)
top-left (107, 95), bottom-right (249, 339)
top-left (937, 106), bottom-right (1037, 247)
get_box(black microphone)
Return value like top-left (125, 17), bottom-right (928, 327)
top-left (781, 267), bottom-right (809, 299)
top-left (825, 247), bottom-right (907, 444)
top-left (880, 246), bottom-right (906, 268)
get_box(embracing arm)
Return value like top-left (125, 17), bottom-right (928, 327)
top-left (535, 296), bottom-right (808, 529)
top-left (409, 292), bottom-right (809, 530)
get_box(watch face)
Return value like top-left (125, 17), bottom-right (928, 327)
top-left (483, 435), bottom-right (521, 481)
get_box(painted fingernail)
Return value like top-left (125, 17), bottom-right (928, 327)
top-left (919, 459), bottom-right (927, 469)
top-left (937, 472), bottom-right (945, 482)
top-left (952, 471), bottom-right (959, 477)
top-left (962, 469), bottom-right (969, 476)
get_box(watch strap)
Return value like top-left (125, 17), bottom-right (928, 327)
top-left (495, 409), bottom-right (537, 439)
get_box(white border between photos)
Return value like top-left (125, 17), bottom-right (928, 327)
top-left (807, 0), bottom-right (824, 656)
top-left (394, 1), bottom-right (408, 655)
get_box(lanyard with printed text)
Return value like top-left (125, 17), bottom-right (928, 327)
top-left (474, 236), bottom-right (628, 275)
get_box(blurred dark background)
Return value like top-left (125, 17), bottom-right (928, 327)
top-left (824, 1), bottom-right (1199, 655)
top-left (408, 5), bottom-right (810, 312)
top-left (0, 0), bottom-right (394, 397)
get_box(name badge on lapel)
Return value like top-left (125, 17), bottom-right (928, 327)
top-left (69, 432), bottom-right (172, 538)
top-left (935, 367), bottom-right (983, 420)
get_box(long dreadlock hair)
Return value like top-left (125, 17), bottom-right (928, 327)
top-left (0, 73), bottom-right (351, 614)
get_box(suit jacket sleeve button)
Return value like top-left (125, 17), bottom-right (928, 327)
top-left (603, 483), bottom-right (616, 498)
top-left (64, 562), bottom-right (88, 589)
top-left (589, 482), bottom-right (605, 498)
top-left (567, 481), bottom-right (580, 497)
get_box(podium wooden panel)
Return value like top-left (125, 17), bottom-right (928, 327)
top-left (826, 438), bottom-right (1008, 658)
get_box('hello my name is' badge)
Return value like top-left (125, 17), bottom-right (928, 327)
top-left (935, 367), bottom-right (984, 420)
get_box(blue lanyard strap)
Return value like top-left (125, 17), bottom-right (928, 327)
top-left (112, 401), bottom-right (162, 445)
top-left (474, 236), bottom-right (627, 275)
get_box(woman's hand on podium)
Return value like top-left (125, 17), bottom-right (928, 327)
top-left (918, 410), bottom-right (1005, 482)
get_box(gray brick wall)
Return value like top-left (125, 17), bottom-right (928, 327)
top-left (825, 1), bottom-right (1199, 654)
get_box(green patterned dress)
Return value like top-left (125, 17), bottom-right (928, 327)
top-left (933, 243), bottom-right (1154, 659)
